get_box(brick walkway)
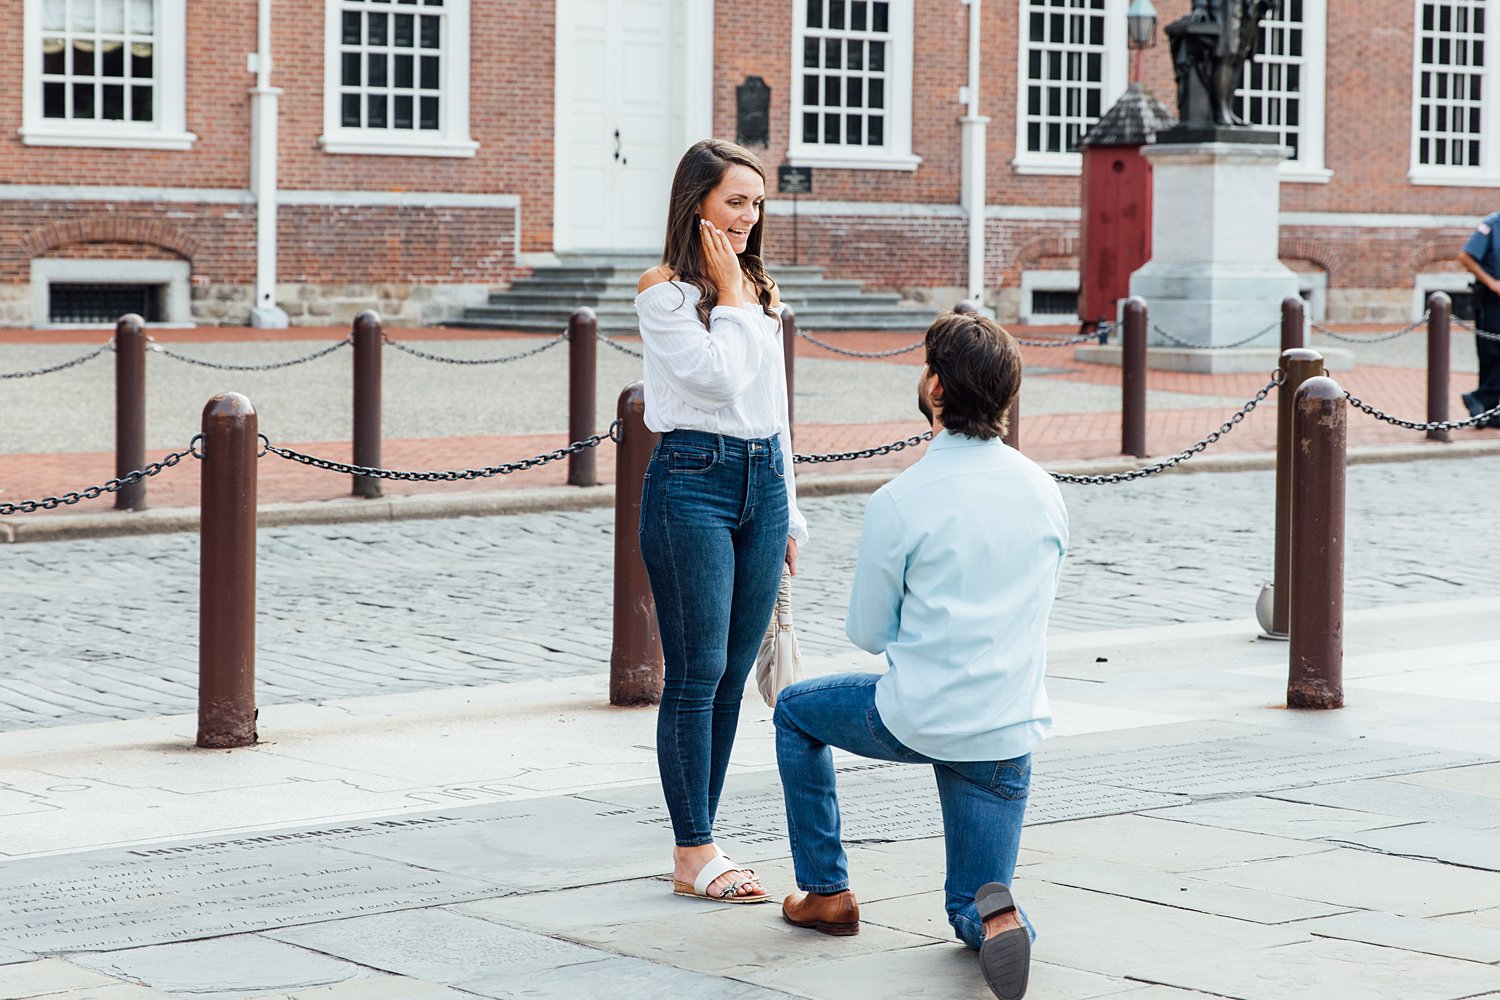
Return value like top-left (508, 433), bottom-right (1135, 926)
top-left (2, 322), bottom-right (1495, 519)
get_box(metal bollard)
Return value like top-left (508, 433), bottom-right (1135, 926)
top-left (351, 311), bottom-right (383, 498)
top-left (1427, 291), bottom-right (1452, 444)
top-left (114, 314), bottom-right (148, 511)
top-left (1287, 375), bottom-right (1346, 710)
top-left (198, 392), bottom-right (259, 748)
top-left (610, 382), bottom-right (663, 706)
top-left (781, 305), bottom-right (798, 442)
top-left (1281, 296), bottom-right (1305, 354)
top-left (569, 308), bottom-right (599, 486)
top-left (1268, 348), bottom-right (1326, 639)
top-left (1122, 296), bottom-right (1148, 458)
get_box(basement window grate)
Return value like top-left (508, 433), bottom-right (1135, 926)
top-left (49, 284), bottom-right (163, 324)
top-left (1450, 289), bottom-right (1475, 323)
top-left (1031, 289), bottom-right (1079, 316)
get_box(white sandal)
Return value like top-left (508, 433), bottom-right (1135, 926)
top-left (673, 853), bottom-right (771, 904)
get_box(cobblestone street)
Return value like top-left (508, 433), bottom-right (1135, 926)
top-left (4, 455), bottom-right (1496, 730)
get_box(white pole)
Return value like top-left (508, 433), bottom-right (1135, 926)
top-left (959, 0), bottom-right (989, 311)
top-left (249, 0), bottom-right (288, 327)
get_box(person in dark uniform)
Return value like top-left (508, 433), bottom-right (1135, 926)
top-left (1459, 210), bottom-right (1500, 427)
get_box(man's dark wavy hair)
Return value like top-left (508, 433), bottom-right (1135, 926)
top-left (923, 311), bottom-right (1022, 440)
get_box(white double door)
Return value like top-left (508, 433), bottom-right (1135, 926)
top-left (554, 0), bottom-right (711, 254)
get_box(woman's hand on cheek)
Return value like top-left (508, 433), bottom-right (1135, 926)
top-left (700, 220), bottom-right (743, 305)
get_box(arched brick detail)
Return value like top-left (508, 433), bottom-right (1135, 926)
top-left (1014, 233), bottom-right (1080, 270)
top-left (1407, 240), bottom-right (1457, 271)
top-left (1278, 236), bottom-right (1342, 278)
top-left (21, 217), bottom-right (200, 260)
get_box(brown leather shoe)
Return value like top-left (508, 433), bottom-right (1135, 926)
top-left (782, 890), bottom-right (860, 936)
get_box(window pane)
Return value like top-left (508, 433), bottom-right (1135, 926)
top-left (71, 41), bottom-right (95, 75)
top-left (131, 42), bottom-right (153, 78)
top-left (824, 111), bottom-right (840, 142)
top-left (420, 95), bottom-right (439, 129)
top-left (43, 39), bottom-right (66, 75)
top-left (420, 15), bottom-right (441, 47)
top-left (342, 92), bottom-right (362, 127)
top-left (851, 1), bottom-right (866, 31)
top-left (394, 13), bottom-right (414, 46)
top-left (103, 41), bottom-right (127, 76)
top-left (130, 83), bottom-right (152, 121)
top-left (830, 0), bottom-right (845, 30)
top-left (847, 39), bottom-right (863, 70)
top-left (825, 38), bottom-right (841, 68)
top-left (43, 0), bottom-right (66, 30)
top-left (394, 94), bottom-right (413, 128)
top-left (420, 54), bottom-right (439, 89)
top-left (395, 53), bottom-right (414, 87)
top-left (803, 111), bottom-right (819, 142)
top-left (846, 113), bottom-right (863, 144)
top-left (102, 83), bottom-right (125, 119)
top-left (368, 13), bottom-right (388, 45)
top-left (369, 53), bottom-right (388, 86)
top-left (73, 82), bottom-right (95, 118)
top-left (367, 93), bottom-right (387, 127)
top-left (807, 0), bottom-right (822, 28)
top-left (44, 81), bottom-right (66, 117)
top-left (847, 76), bottom-right (863, 106)
top-left (101, 0), bottom-right (125, 34)
top-left (804, 37), bottom-right (819, 67)
top-left (342, 52), bottom-right (361, 87)
top-left (128, 0), bottom-right (153, 32)
top-left (867, 114), bottom-right (883, 145)
top-left (803, 73), bottom-right (818, 105)
top-left (342, 11), bottom-right (362, 45)
top-left (869, 40), bottom-right (884, 71)
top-left (868, 77), bottom-right (884, 108)
top-left (824, 75), bottom-right (841, 105)
top-left (873, 1), bottom-right (888, 32)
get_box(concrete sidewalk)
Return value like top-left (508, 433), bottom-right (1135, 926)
top-left (2, 598), bottom-right (1499, 999)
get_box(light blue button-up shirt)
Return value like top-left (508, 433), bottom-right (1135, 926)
top-left (846, 429), bottom-right (1068, 762)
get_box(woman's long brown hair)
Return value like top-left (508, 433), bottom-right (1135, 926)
top-left (660, 138), bottom-right (777, 329)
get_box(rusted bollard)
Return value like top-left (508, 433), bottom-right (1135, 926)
top-left (114, 314), bottom-right (148, 511)
top-left (1427, 291), bottom-right (1452, 443)
top-left (610, 382), bottom-right (663, 706)
top-left (1122, 296), bottom-right (1148, 458)
top-left (569, 308), bottom-right (599, 486)
top-left (1287, 375), bottom-right (1346, 709)
top-left (1268, 348), bottom-right (1326, 639)
top-left (199, 392), bottom-right (259, 748)
top-left (351, 311), bottom-right (383, 498)
top-left (781, 305), bottom-right (798, 441)
top-left (1281, 296), bottom-right (1305, 354)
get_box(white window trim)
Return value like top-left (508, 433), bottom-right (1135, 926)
top-left (30, 258), bottom-right (192, 328)
top-left (1408, 0), bottom-right (1499, 187)
top-left (1414, 271), bottom-right (1474, 320)
top-left (1012, 0), bottom-right (1128, 176)
top-left (19, 0), bottom-right (196, 150)
top-left (1272, 0), bottom-right (1331, 183)
top-left (786, 0), bottom-right (920, 171)
top-left (319, 0), bottom-right (478, 158)
top-left (1019, 269), bottom-right (1080, 324)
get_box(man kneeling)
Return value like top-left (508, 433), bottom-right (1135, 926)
top-left (773, 311), bottom-right (1067, 1000)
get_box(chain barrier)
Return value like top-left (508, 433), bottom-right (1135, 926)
top-left (0, 439), bottom-right (200, 515)
top-left (1009, 326), bottom-right (1112, 348)
top-left (1152, 319), bottom-right (1280, 351)
top-left (1454, 317), bottom-right (1500, 343)
top-left (0, 340), bottom-right (114, 379)
top-left (1052, 372), bottom-right (1283, 485)
top-left (381, 331), bottom-right (566, 365)
top-left (258, 421), bottom-right (621, 481)
top-left (1343, 391), bottom-right (1500, 432)
top-left (795, 328), bottom-right (926, 358)
top-left (1310, 312), bottom-right (1428, 344)
top-left (793, 431), bottom-right (933, 464)
top-left (596, 331), bottom-right (644, 358)
top-left (148, 337), bottom-right (352, 371)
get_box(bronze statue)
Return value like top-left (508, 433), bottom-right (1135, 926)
top-left (1166, 0), bottom-right (1282, 129)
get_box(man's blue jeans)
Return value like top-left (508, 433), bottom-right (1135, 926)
top-left (773, 673), bottom-right (1033, 950)
top-left (640, 430), bottom-right (789, 847)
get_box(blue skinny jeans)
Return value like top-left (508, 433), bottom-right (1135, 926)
top-left (639, 429), bottom-right (789, 847)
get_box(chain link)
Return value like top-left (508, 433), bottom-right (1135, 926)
top-left (793, 431), bottom-right (933, 464)
top-left (1009, 327), bottom-right (1112, 348)
top-left (1310, 312), bottom-right (1428, 344)
top-left (148, 337), bottom-right (352, 371)
top-left (1152, 319), bottom-right (1280, 350)
top-left (0, 439), bottom-right (200, 515)
top-left (1051, 372), bottom-right (1283, 485)
top-left (596, 331), bottom-right (645, 358)
top-left (1454, 317), bottom-right (1500, 343)
top-left (795, 329), bottom-right (926, 358)
top-left (1343, 391), bottom-right (1500, 432)
top-left (382, 331), bottom-right (567, 365)
top-left (258, 421), bottom-right (620, 481)
top-left (0, 340), bottom-right (114, 379)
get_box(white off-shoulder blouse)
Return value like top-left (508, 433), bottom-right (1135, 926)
top-left (633, 279), bottom-right (808, 545)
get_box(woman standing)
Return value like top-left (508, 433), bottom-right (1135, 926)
top-left (635, 139), bottom-right (807, 903)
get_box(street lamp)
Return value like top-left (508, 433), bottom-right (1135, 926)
top-left (1127, 0), bottom-right (1158, 83)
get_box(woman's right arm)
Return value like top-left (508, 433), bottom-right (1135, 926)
top-left (636, 282), bottom-right (771, 412)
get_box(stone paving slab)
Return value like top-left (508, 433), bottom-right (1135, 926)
top-left (1328, 821), bottom-right (1500, 871)
top-left (1266, 777), bottom-right (1500, 830)
top-left (1301, 910), bottom-right (1500, 964)
top-left (1138, 796), bottom-right (1408, 841)
top-left (72, 937), bottom-right (377, 1000)
top-left (248, 977), bottom-right (468, 1000)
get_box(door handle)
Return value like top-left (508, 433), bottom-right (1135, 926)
top-left (613, 129), bottom-right (627, 166)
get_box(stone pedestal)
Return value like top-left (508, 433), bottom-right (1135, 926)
top-left (1129, 142), bottom-right (1300, 360)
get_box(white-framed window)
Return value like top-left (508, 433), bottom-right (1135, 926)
top-left (19, 0), bottom-right (194, 150)
top-left (320, 0), bottom-right (477, 158)
top-left (1236, 0), bottom-right (1330, 182)
top-left (1014, 0), bottom-right (1127, 175)
top-left (1410, 0), bottom-right (1499, 185)
top-left (787, 0), bottom-right (919, 171)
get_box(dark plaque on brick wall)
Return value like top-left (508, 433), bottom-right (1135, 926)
top-left (778, 165), bottom-right (813, 195)
top-left (736, 76), bottom-right (771, 147)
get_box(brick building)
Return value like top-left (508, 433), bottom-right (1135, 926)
top-left (2, 0), bottom-right (1497, 328)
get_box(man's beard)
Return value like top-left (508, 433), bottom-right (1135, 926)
top-left (917, 383), bottom-right (934, 427)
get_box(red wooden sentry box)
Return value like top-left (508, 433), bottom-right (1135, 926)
top-left (1077, 83), bottom-right (1177, 331)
